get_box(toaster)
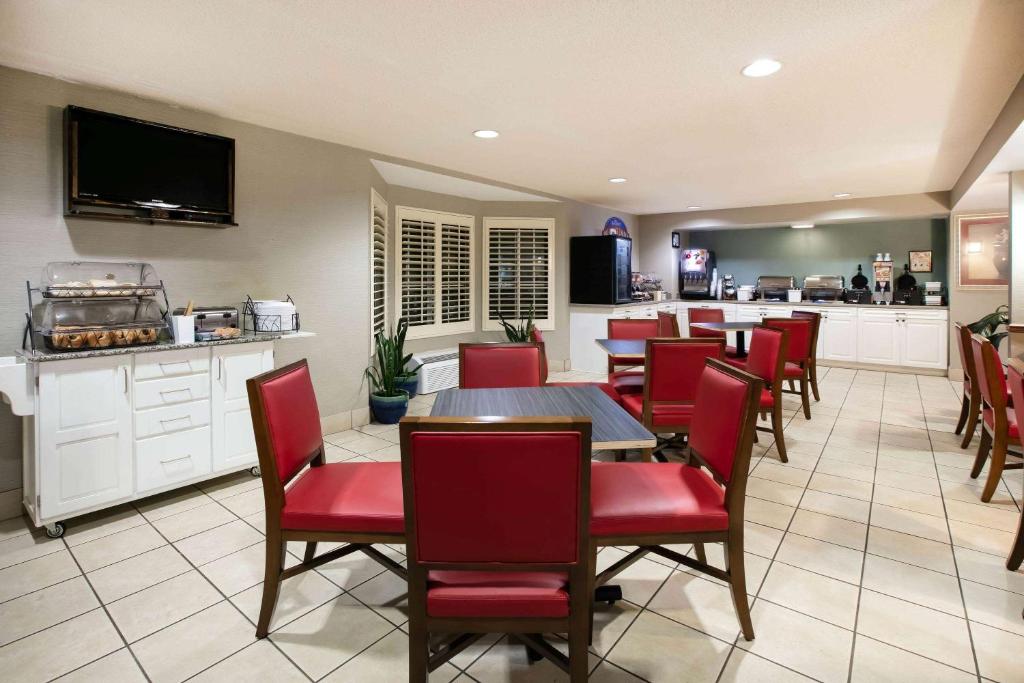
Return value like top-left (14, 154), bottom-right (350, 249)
top-left (172, 306), bottom-right (239, 332)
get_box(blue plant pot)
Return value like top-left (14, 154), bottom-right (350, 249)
top-left (369, 391), bottom-right (410, 424)
top-left (396, 375), bottom-right (419, 399)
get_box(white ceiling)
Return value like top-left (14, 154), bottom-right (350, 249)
top-left (370, 160), bottom-right (556, 202)
top-left (2, 0), bottom-right (1022, 215)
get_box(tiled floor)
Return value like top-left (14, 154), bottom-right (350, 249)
top-left (2, 367), bottom-right (1023, 682)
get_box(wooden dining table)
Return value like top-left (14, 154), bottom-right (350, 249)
top-left (430, 384), bottom-right (656, 450)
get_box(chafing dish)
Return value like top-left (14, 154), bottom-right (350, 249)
top-left (803, 275), bottom-right (846, 303)
top-left (755, 275), bottom-right (796, 302)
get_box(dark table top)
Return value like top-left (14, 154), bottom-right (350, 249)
top-left (595, 338), bottom-right (647, 356)
top-left (430, 385), bottom-right (656, 450)
top-left (691, 321), bottom-right (757, 331)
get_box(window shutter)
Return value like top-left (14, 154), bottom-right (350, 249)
top-left (370, 189), bottom-right (388, 341)
top-left (400, 217), bottom-right (437, 329)
top-left (483, 218), bottom-right (555, 331)
top-left (441, 221), bottom-right (472, 324)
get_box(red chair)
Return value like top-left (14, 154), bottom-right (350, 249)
top-left (735, 325), bottom-right (789, 462)
top-left (1005, 359), bottom-right (1024, 571)
top-left (622, 338), bottom-right (726, 462)
top-left (247, 360), bottom-right (406, 638)
top-left (763, 316), bottom-right (816, 419)
top-left (607, 318), bottom-right (659, 397)
top-left (657, 310), bottom-right (680, 336)
top-left (791, 311), bottom-right (822, 401)
top-left (686, 307), bottom-right (740, 357)
top-left (969, 334), bottom-right (1023, 502)
top-left (459, 343), bottom-right (544, 388)
top-left (955, 322), bottom-right (982, 448)
top-left (589, 359), bottom-right (763, 641)
top-left (529, 329), bottom-right (623, 405)
top-left (400, 416), bottom-right (592, 681)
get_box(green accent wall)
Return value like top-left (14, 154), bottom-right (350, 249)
top-left (688, 218), bottom-right (948, 288)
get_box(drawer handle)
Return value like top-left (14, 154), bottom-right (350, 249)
top-left (159, 388), bottom-right (193, 400)
top-left (159, 361), bottom-right (191, 372)
top-left (159, 415), bottom-right (193, 428)
top-left (160, 454), bottom-right (192, 466)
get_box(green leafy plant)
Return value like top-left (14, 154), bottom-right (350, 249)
top-left (498, 307), bottom-right (535, 342)
top-left (968, 304), bottom-right (1009, 350)
top-left (365, 318), bottom-right (418, 397)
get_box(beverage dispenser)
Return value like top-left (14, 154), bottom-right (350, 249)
top-left (679, 248), bottom-right (717, 299)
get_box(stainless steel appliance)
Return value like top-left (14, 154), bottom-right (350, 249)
top-left (802, 275), bottom-right (846, 303)
top-left (569, 235), bottom-right (632, 304)
top-left (679, 248), bottom-right (717, 299)
top-left (721, 274), bottom-right (737, 300)
top-left (172, 305), bottom-right (239, 332)
top-left (755, 275), bottom-right (796, 302)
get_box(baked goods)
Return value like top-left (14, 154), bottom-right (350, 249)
top-left (214, 327), bottom-right (241, 339)
top-left (136, 328), bottom-right (158, 344)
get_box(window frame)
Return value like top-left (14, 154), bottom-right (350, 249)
top-left (482, 216), bottom-right (556, 332)
top-left (369, 188), bottom-right (388, 345)
top-left (395, 205), bottom-right (476, 340)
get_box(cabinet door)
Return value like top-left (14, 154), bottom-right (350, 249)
top-left (857, 311), bottom-right (900, 366)
top-left (211, 343), bottom-right (274, 472)
top-left (822, 309), bottom-right (858, 362)
top-left (37, 357), bottom-right (133, 519)
top-left (736, 307), bottom-right (764, 323)
top-left (901, 314), bottom-right (948, 369)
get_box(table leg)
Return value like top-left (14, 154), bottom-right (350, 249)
top-left (735, 330), bottom-right (747, 357)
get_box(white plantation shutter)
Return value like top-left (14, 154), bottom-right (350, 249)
top-left (369, 189), bottom-right (388, 342)
top-left (483, 217), bottom-right (556, 331)
top-left (396, 207), bottom-right (475, 339)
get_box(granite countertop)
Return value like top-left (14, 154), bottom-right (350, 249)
top-left (570, 299), bottom-right (947, 310)
top-left (19, 332), bottom-right (285, 362)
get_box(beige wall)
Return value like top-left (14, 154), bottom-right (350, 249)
top-left (0, 65), bottom-right (633, 497)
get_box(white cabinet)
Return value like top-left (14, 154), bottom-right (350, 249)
top-left (211, 343), bottom-right (274, 471)
top-left (36, 356), bottom-right (133, 520)
top-left (857, 310), bottom-right (901, 365)
top-left (819, 307), bottom-right (857, 362)
top-left (900, 311), bottom-right (948, 370)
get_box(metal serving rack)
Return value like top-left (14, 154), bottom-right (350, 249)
top-left (242, 295), bottom-right (300, 335)
top-left (22, 280), bottom-right (170, 353)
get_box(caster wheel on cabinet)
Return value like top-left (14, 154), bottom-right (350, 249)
top-left (45, 522), bottom-right (65, 539)
top-left (249, 466), bottom-right (261, 477)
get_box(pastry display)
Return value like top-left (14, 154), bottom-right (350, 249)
top-left (41, 262), bottom-right (162, 298)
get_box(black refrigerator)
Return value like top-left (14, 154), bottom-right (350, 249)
top-left (569, 235), bottom-right (633, 304)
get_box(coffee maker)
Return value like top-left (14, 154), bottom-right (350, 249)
top-left (721, 274), bottom-right (737, 300)
top-left (679, 248), bottom-right (716, 299)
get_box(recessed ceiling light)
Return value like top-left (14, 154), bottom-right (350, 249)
top-left (833, 192), bottom-right (852, 198)
top-left (473, 130), bottom-right (499, 139)
top-left (791, 223), bottom-right (815, 229)
top-left (687, 206), bottom-right (702, 210)
top-left (608, 177), bottom-right (627, 183)
top-left (741, 59), bottom-right (782, 78)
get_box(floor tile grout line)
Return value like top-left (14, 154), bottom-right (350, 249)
top-left (919, 375), bottom-right (984, 683)
top-left (281, 623), bottom-right (404, 683)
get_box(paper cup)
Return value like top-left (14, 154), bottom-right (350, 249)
top-left (172, 315), bottom-right (195, 344)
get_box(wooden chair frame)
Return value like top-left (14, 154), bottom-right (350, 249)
top-left (954, 322), bottom-right (982, 448)
top-left (790, 310), bottom-right (822, 403)
top-left (764, 316), bottom-right (816, 420)
top-left (1005, 359), bottom-right (1024, 572)
top-left (606, 318), bottom-right (655, 373)
top-left (399, 416), bottom-right (593, 681)
top-left (657, 310), bottom-right (681, 337)
top-left (750, 325), bottom-right (790, 464)
top-left (247, 360), bottom-right (407, 639)
top-left (590, 359), bottom-right (764, 641)
top-left (637, 337), bottom-right (726, 462)
top-left (969, 334), bottom-right (1023, 502)
top-left (458, 342), bottom-right (546, 388)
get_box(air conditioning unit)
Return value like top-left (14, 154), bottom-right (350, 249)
top-left (408, 347), bottom-right (459, 394)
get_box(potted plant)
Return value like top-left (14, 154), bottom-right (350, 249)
top-left (968, 304), bottom-right (1009, 351)
top-left (498, 307), bottom-right (535, 342)
top-left (365, 318), bottom-right (418, 424)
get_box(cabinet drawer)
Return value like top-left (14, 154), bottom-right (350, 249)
top-left (134, 374), bottom-right (210, 410)
top-left (135, 400), bottom-right (211, 440)
top-left (136, 426), bottom-right (212, 494)
top-left (135, 349), bottom-right (211, 381)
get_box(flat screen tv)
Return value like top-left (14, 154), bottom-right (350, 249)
top-left (65, 106), bottom-right (235, 225)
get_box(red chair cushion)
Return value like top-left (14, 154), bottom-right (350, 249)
top-left (783, 362), bottom-right (805, 379)
top-left (724, 346), bottom-right (741, 358)
top-left (621, 394), bottom-right (696, 427)
top-left (426, 570), bottom-right (569, 618)
top-left (281, 462), bottom-right (404, 533)
top-left (610, 370), bottom-right (645, 395)
top-left (759, 389), bottom-right (774, 409)
top-left (610, 355), bottom-right (646, 367)
top-left (590, 463), bottom-right (728, 536)
top-left (461, 346), bottom-right (543, 388)
top-left (549, 381), bottom-right (622, 405)
top-left (983, 407), bottom-right (1020, 439)
top-left (724, 357), bottom-right (747, 370)
top-left (259, 364), bottom-right (324, 483)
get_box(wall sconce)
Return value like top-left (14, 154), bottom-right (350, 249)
top-left (967, 242), bottom-right (982, 254)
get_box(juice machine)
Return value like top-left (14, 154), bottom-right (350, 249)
top-left (679, 248), bottom-right (717, 299)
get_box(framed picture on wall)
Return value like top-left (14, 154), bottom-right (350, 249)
top-left (908, 250), bottom-right (932, 273)
top-left (671, 232), bottom-right (680, 248)
top-left (956, 213), bottom-right (1009, 289)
